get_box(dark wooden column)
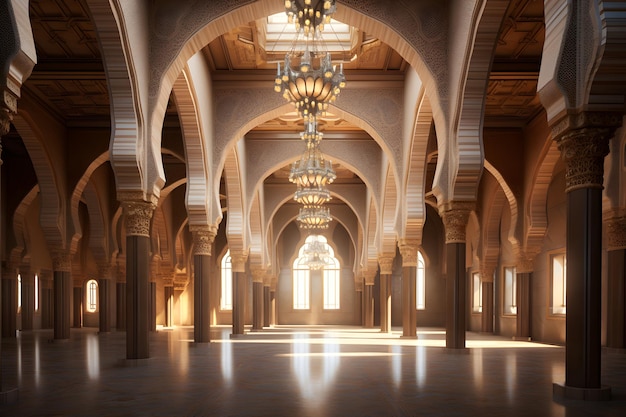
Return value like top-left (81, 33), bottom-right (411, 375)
top-left (231, 251), bottom-right (248, 336)
top-left (399, 239), bottom-right (418, 338)
top-left (515, 255), bottom-right (534, 341)
top-left (116, 261), bottom-right (126, 330)
top-left (251, 268), bottom-right (264, 331)
top-left (123, 200), bottom-right (155, 359)
top-left (481, 267), bottom-right (494, 334)
top-left (192, 225), bottom-right (215, 343)
top-left (73, 285), bottom-right (83, 328)
top-left (53, 252), bottom-right (72, 340)
top-left (20, 268), bottom-right (33, 330)
top-left (363, 272), bottom-right (375, 328)
top-left (552, 113), bottom-right (620, 400)
top-left (40, 271), bottom-right (53, 329)
top-left (378, 256), bottom-right (393, 333)
top-left (1, 271), bottom-right (17, 337)
top-left (164, 279), bottom-right (174, 328)
top-left (98, 265), bottom-right (112, 333)
top-left (439, 202), bottom-right (473, 349)
top-left (605, 211), bottom-right (625, 349)
top-left (263, 283), bottom-right (271, 328)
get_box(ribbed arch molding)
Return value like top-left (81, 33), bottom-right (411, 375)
top-left (10, 186), bottom-right (39, 270)
top-left (223, 145), bottom-right (246, 252)
top-left (83, 182), bottom-right (109, 266)
top-left (380, 162), bottom-right (399, 255)
top-left (484, 160), bottom-right (520, 260)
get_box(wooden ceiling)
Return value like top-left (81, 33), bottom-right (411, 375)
top-left (21, 0), bottom-right (545, 132)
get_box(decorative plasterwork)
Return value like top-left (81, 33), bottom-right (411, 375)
top-left (604, 208), bottom-right (626, 251)
top-left (52, 251), bottom-right (71, 272)
top-left (122, 200), bottom-right (156, 237)
top-left (230, 250), bottom-right (249, 273)
top-left (398, 239), bottom-right (419, 267)
top-left (191, 224), bottom-right (217, 256)
top-left (377, 255), bottom-right (394, 275)
top-left (439, 201), bottom-right (475, 244)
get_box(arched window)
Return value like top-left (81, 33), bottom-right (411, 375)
top-left (416, 251), bottom-right (425, 310)
top-left (293, 235), bottom-right (340, 310)
top-left (86, 279), bottom-right (98, 313)
top-left (34, 274), bottom-right (39, 312)
top-left (17, 273), bottom-right (22, 312)
top-left (220, 250), bottom-right (233, 311)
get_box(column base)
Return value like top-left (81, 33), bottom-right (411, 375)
top-left (513, 336), bottom-right (531, 342)
top-left (0, 388), bottom-right (19, 405)
top-left (553, 382), bottom-right (611, 401)
top-left (441, 347), bottom-right (470, 354)
top-left (400, 335), bottom-right (418, 339)
top-left (230, 333), bottom-right (247, 339)
top-left (48, 338), bottom-right (70, 343)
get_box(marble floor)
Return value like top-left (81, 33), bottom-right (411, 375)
top-left (1, 326), bottom-right (625, 417)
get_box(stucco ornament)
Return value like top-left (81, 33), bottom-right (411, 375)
top-left (122, 201), bottom-right (156, 237)
top-left (398, 239), bottom-right (420, 267)
top-left (191, 225), bottom-right (217, 256)
top-left (605, 210), bottom-right (626, 250)
top-left (439, 202), bottom-right (474, 244)
top-left (377, 256), bottom-right (394, 275)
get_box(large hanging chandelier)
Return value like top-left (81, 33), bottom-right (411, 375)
top-left (302, 235), bottom-right (332, 269)
top-left (274, 0), bottom-right (346, 122)
top-left (289, 130), bottom-right (336, 188)
top-left (297, 205), bottom-right (332, 229)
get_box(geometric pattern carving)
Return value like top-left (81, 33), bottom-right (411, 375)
top-left (439, 201), bottom-right (474, 243)
top-left (122, 201), bottom-right (156, 237)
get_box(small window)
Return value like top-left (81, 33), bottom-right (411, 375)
top-left (503, 266), bottom-right (517, 315)
top-left (17, 273), bottom-right (22, 312)
top-left (472, 272), bottom-right (482, 313)
top-left (34, 274), bottom-right (39, 312)
top-left (550, 253), bottom-right (566, 315)
top-left (220, 250), bottom-right (233, 311)
top-left (86, 279), bottom-right (98, 313)
top-left (416, 251), bottom-right (425, 310)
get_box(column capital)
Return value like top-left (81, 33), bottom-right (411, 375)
top-left (604, 208), bottom-right (626, 250)
top-left (190, 225), bottom-right (217, 256)
top-left (555, 126), bottom-right (612, 192)
top-left (363, 269), bottom-right (376, 286)
top-left (98, 263), bottom-right (112, 278)
top-left (230, 250), bottom-right (248, 273)
top-left (480, 265), bottom-right (496, 282)
top-left (251, 267), bottom-right (265, 283)
top-left (52, 251), bottom-right (72, 272)
top-left (398, 239), bottom-right (420, 267)
top-left (438, 201), bottom-right (474, 243)
top-left (122, 200), bottom-right (156, 237)
top-left (550, 111), bottom-right (622, 141)
top-left (377, 255), bottom-right (394, 275)
top-left (1, 87), bottom-right (18, 137)
top-left (516, 251), bottom-right (536, 273)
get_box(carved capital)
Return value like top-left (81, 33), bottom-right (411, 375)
top-left (122, 200), bottom-right (156, 237)
top-left (52, 251), bottom-right (71, 272)
top-left (604, 209), bottom-right (626, 250)
top-left (480, 265), bottom-right (496, 282)
top-left (398, 239), bottom-right (420, 267)
top-left (251, 267), bottom-right (265, 283)
top-left (377, 255), bottom-right (394, 275)
top-left (362, 269), bottom-right (376, 286)
top-left (190, 225), bottom-right (217, 256)
top-left (550, 111), bottom-right (622, 141)
top-left (230, 250), bottom-right (248, 273)
top-left (98, 263), bottom-right (112, 278)
top-left (516, 252), bottom-right (536, 274)
top-left (555, 127), bottom-right (611, 192)
top-left (439, 201), bottom-right (474, 243)
top-left (1, 88), bottom-right (18, 137)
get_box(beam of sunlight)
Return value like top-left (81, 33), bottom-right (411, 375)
top-left (86, 334), bottom-right (100, 380)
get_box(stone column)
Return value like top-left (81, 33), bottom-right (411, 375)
top-left (123, 200), bottom-right (155, 359)
top-left (515, 254), bottom-right (534, 341)
top-left (552, 113), bottom-right (619, 400)
top-left (480, 265), bottom-right (494, 334)
top-left (263, 275), bottom-right (271, 328)
top-left (251, 268), bottom-right (265, 331)
top-left (73, 282), bottom-right (83, 328)
top-left (163, 275), bottom-right (174, 328)
top-left (363, 271), bottom-right (375, 328)
top-left (1, 269), bottom-right (17, 337)
top-left (439, 201), bottom-right (473, 349)
top-left (53, 252), bottom-right (72, 340)
top-left (19, 267), bottom-right (33, 331)
top-left (230, 251), bottom-right (248, 336)
top-left (98, 264), bottom-right (112, 333)
top-left (378, 256), bottom-right (393, 333)
top-left (269, 279), bottom-right (277, 327)
top-left (399, 239), bottom-right (419, 338)
top-left (605, 209), bottom-right (626, 349)
top-left (39, 271), bottom-right (53, 329)
top-left (192, 225), bottom-right (215, 343)
top-left (116, 261), bottom-right (126, 330)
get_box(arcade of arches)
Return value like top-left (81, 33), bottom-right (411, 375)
top-left (1, 0), bottom-right (626, 413)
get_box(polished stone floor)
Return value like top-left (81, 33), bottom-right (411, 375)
top-left (1, 326), bottom-right (625, 416)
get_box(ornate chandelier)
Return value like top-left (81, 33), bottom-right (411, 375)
top-left (302, 235), bottom-right (332, 269)
top-left (284, 0), bottom-right (336, 35)
top-left (297, 205), bottom-right (332, 229)
top-left (274, 0), bottom-right (346, 122)
top-left (289, 130), bottom-right (336, 189)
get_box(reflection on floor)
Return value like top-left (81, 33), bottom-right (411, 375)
top-left (1, 326), bottom-right (625, 416)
